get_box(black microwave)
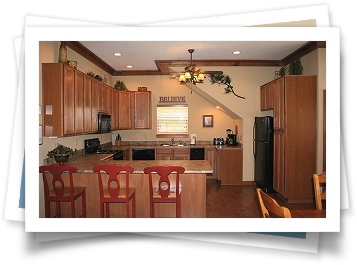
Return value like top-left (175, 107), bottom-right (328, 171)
top-left (98, 114), bottom-right (111, 133)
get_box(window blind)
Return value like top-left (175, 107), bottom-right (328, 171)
top-left (157, 105), bottom-right (188, 135)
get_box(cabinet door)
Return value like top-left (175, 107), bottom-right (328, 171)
top-left (91, 79), bottom-right (99, 132)
top-left (273, 131), bottom-right (285, 197)
top-left (98, 82), bottom-right (104, 113)
top-left (260, 85), bottom-right (266, 111)
top-left (205, 148), bottom-right (217, 176)
top-left (83, 75), bottom-right (92, 132)
top-left (134, 91), bottom-right (152, 129)
top-left (111, 89), bottom-right (119, 130)
top-left (266, 82), bottom-right (274, 110)
top-left (74, 71), bottom-right (84, 134)
top-left (273, 77), bottom-right (285, 130)
top-left (118, 91), bottom-right (132, 129)
top-left (156, 148), bottom-right (173, 160)
top-left (63, 65), bottom-right (75, 135)
top-left (174, 148), bottom-right (190, 160)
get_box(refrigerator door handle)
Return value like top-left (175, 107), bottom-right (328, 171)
top-left (253, 140), bottom-right (256, 159)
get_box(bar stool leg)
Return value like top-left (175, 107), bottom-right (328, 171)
top-left (106, 203), bottom-right (110, 218)
top-left (132, 194), bottom-right (136, 218)
top-left (82, 192), bottom-right (86, 218)
top-left (71, 200), bottom-right (75, 218)
top-left (177, 196), bottom-right (181, 218)
top-left (56, 201), bottom-right (61, 218)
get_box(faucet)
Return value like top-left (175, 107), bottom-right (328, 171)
top-left (171, 138), bottom-right (175, 145)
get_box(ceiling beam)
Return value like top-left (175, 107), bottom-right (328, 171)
top-left (65, 41), bottom-right (116, 75)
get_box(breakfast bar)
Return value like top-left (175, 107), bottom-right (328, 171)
top-left (46, 154), bottom-right (212, 218)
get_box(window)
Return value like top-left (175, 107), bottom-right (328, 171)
top-left (156, 105), bottom-right (188, 137)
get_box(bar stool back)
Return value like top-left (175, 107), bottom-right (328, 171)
top-left (39, 165), bottom-right (86, 218)
top-left (144, 166), bottom-right (185, 218)
top-left (93, 165), bottom-right (135, 218)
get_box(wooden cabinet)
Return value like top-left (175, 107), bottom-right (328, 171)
top-left (273, 77), bottom-right (285, 130)
top-left (133, 91), bottom-right (152, 129)
top-left (111, 89), bottom-right (119, 130)
top-left (118, 91), bottom-right (152, 130)
top-left (74, 71), bottom-right (84, 134)
top-left (118, 91), bottom-right (132, 129)
top-left (205, 147), bottom-right (217, 177)
top-left (42, 63), bottom-right (119, 136)
top-left (83, 75), bottom-right (92, 132)
top-left (156, 148), bottom-right (190, 160)
top-left (260, 82), bottom-right (273, 111)
top-left (264, 75), bottom-right (317, 202)
top-left (273, 131), bottom-right (285, 196)
top-left (63, 65), bottom-right (76, 135)
top-left (217, 149), bottom-right (243, 185)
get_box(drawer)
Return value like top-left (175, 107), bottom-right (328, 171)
top-left (174, 148), bottom-right (190, 154)
top-left (156, 148), bottom-right (173, 154)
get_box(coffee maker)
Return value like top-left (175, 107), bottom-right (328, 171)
top-left (226, 129), bottom-right (238, 146)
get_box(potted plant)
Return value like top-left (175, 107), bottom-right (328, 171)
top-left (288, 58), bottom-right (304, 75)
top-left (114, 80), bottom-right (129, 91)
top-left (86, 71), bottom-right (95, 78)
top-left (47, 144), bottom-right (77, 165)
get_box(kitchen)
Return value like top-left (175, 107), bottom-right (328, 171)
top-left (38, 39), bottom-right (326, 219)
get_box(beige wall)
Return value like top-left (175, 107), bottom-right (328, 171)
top-left (111, 75), bottom-right (236, 142)
top-left (39, 41), bottom-right (325, 180)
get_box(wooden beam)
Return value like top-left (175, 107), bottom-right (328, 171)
top-left (64, 41), bottom-right (116, 75)
top-left (113, 70), bottom-right (162, 76)
top-left (281, 41), bottom-right (326, 65)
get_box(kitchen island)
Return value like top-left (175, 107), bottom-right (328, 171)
top-left (45, 154), bottom-right (212, 218)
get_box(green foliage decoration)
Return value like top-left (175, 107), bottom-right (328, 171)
top-left (47, 144), bottom-right (77, 160)
top-left (114, 80), bottom-right (129, 91)
top-left (288, 58), bottom-right (304, 75)
top-left (208, 74), bottom-right (245, 99)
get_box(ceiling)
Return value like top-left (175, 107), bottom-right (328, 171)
top-left (78, 41), bottom-right (307, 71)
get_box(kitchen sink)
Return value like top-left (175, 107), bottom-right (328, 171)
top-left (160, 143), bottom-right (187, 147)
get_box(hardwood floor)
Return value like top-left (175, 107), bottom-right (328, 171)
top-left (206, 179), bottom-right (317, 218)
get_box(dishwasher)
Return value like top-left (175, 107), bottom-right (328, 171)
top-left (132, 148), bottom-right (155, 160)
top-left (190, 147), bottom-right (205, 160)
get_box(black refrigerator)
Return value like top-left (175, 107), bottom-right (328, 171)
top-left (253, 116), bottom-right (274, 193)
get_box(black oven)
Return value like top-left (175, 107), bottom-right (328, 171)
top-left (98, 114), bottom-right (111, 133)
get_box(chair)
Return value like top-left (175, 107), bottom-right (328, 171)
top-left (313, 171), bottom-right (326, 210)
top-left (144, 166), bottom-right (185, 218)
top-left (39, 165), bottom-right (86, 218)
top-left (93, 165), bottom-right (135, 218)
top-left (256, 188), bottom-right (291, 218)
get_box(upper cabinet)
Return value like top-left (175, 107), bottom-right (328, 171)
top-left (42, 63), bottom-right (151, 136)
top-left (42, 63), bottom-right (119, 137)
top-left (118, 91), bottom-right (152, 130)
top-left (133, 91), bottom-right (152, 129)
top-left (260, 82), bottom-right (274, 111)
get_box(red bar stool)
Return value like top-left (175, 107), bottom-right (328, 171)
top-left (143, 166), bottom-right (185, 218)
top-left (39, 165), bottom-right (86, 218)
top-left (93, 165), bottom-right (136, 218)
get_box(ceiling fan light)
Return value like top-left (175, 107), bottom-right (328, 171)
top-left (184, 72), bottom-right (191, 79)
top-left (198, 73), bottom-right (205, 81)
top-left (179, 74), bottom-right (186, 82)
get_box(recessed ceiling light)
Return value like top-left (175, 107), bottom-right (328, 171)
top-left (126, 65), bottom-right (133, 68)
top-left (232, 51), bottom-right (241, 55)
top-left (113, 53), bottom-right (122, 56)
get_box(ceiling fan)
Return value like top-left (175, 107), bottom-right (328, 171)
top-left (172, 49), bottom-right (223, 85)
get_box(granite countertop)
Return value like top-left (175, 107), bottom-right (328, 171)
top-left (105, 143), bottom-right (243, 151)
top-left (62, 153), bottom-right (213, 174)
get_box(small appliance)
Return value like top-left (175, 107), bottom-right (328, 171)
top-left (97, 113), bottom-right (111, 133)
top-left (226, 129), bottom-right (238, 146)
top-left (190, 134), bottom-right (197, 145)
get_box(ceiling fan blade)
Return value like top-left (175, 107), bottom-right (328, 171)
top-left (200, 71), bottom-right (223, 75)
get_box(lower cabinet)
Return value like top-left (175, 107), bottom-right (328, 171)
top-left (217, 149), bottom-right (243, 185)
top-left (205, 147), bottom-right (217, 177)
top-left (155, 148), bottom-right (190, 160)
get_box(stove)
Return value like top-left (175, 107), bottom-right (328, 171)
top-left (84, 138), bottom-right (123, 159)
